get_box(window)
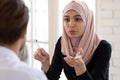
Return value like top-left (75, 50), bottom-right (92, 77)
top-left (24, 0), bottom-right (49, 69)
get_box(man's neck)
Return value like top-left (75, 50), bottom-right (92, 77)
top-left (2, 42), bottom-right (20, 56)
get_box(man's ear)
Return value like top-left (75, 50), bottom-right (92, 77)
top-left (21, 28), bottom-right (27, 39)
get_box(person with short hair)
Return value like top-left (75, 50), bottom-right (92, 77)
top-left (0, 0), bottom-right (47, 80)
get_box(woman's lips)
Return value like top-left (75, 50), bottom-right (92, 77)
top-left (69, 31), bottom-right (76, 34)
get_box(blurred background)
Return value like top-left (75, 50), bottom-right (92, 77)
top-left (23, 0), bottom-right (120, 80)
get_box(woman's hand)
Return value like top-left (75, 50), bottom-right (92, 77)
top-left (64, 48), bottom-right (86, 76)
top-left (34, 48), bottom-right (50, 73)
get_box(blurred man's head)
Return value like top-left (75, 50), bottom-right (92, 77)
top-left (0, 0), bottom-right (29, 47)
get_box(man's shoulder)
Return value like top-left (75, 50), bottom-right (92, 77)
top-left (16, 62), bottom-right (48, 80)
top-left (0, 61), bottom-right (47, 80)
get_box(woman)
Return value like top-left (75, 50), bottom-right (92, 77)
top-left (34, 1), bottom-right (112, 80)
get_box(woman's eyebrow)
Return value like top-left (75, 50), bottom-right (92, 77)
top-left (64, 15), bottom-right (69, 17)
top-left (74, 15), bottom-right (81, 17)
top-left (63, 15), bottom-right (81, 18)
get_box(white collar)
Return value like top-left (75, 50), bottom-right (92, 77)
top-left (0, 46), bottom-right (20, 62)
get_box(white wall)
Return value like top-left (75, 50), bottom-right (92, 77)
top-left (96, 0), bottom-right (120, 80)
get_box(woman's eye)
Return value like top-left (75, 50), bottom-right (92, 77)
top-left (64, 18), bottom-right (70, 22)
top-left (75, 17), bottom-right (82, 21)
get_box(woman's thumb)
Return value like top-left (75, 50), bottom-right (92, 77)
top-left (76, 48), bottom-right (83, 57)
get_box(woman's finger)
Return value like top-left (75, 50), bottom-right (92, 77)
top-left (40, 48), bottom-right (48, 57)
top-left (76, 48), bottom-right (83, 57)
top-left (34, 49), bottom-right (46, 62)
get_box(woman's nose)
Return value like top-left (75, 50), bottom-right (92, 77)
top-left (69, 19), bottom-right (75, 27)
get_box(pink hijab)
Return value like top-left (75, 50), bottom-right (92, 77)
top-left (61, 1), bottom-right (101, 65)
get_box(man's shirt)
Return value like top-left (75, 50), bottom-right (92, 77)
top-left (0, 46), bottom-right (47, 80)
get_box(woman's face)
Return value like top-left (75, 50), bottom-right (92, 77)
top-left (63, 10), bottom-right (85, 38)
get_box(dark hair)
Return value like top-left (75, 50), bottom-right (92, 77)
top-left (0, 0), bottom-right (29, 45)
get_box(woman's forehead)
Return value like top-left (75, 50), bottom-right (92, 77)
top-left (64, 10), bottom-right (81, 17)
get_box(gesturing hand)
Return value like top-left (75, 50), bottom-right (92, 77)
top-left (34, 48), bottom-right (50, 73)
top-left (64, 48), bottom-right (86, 76)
